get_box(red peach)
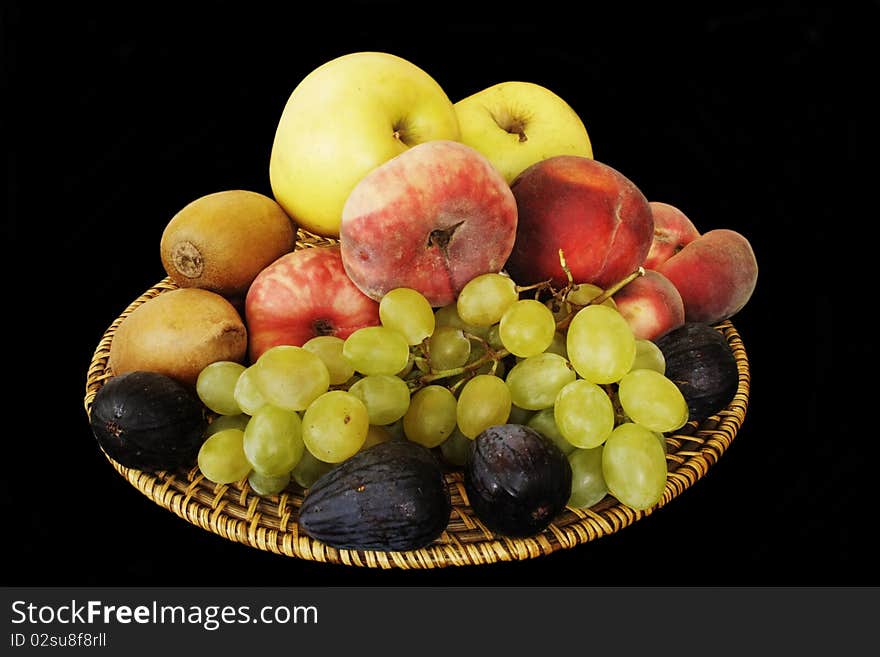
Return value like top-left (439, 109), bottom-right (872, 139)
top-left (245, 245), bottom-right (380, 362)
top-left (340, 140), bottom-right (518, 307)
top-left (657, 229), bottom-right (758, 323)
top-left (613, 270), bottom-right (685, 341)
top-left (644, 201), bottom-right (701, 270)
top-left (506, 155), bottom-right (654, 289)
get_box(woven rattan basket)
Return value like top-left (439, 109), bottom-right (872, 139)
top-left (84, 231), bottom-right (750, 569)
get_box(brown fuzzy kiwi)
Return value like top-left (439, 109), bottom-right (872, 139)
top-left (108, 288), bottom-right (248, 387)
top-left (160, 190), bottom-right (296, 299)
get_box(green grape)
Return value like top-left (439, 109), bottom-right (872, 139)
top-left (508, 404), bottom-right (534, 426)
top-left (302, 390), bottom-right (369, 463)
top-left (403, 385), bottom-right (458, 448)
top-left (379, 287), bottom-right (435, 345)
top-left (527, 408), bottom-right (575, 455)
top-left (505, 352), bottom-right (576, 410)
top-left (362, 424), bottom-right (392, 450)
top-left (292, 449), bottom-right (333, 489)
top-left (440, 428), bottom-right (474, 467)
top-left (554, 379), bottom-right (615, 449)
top-left (499, 299), bottom-right (557, 358)
top-left (544, 332), bottom-right (568, 358)
top-left (248, 470), bottom-right (291, 496)
top-left (486, 324), bottom-right (504, 351)
top-left (255, 345), bottom-right (330, 411)
top-left (617, 368), bottom-right (689, 433)
top-left (602, 422), bottom-right (667, 511)
top-left (428, 326), bottom-right (471, 371)
top-left (197, 361), bottom-right (246, 415)
top-left (303, 336), bottom-right (355, 385)
top-left (568, 447), bottom-right (608, 508)
top-left (348, 375), bottom-right (411, 425)
top-left (456, 273), bottom-right (518, 327)
top-left (234, 365), bottom-right (267, 416)
top-left (566, 304), bottom-right (636, 384)
top-left (568, 282), bottom-right (617, 308)
top-left (243, 404), bottom-right (305, 476)
top-left (547, 283), bottom-right (616, 322)
top-left (396, 353), bottom-right (415, 378)
top-left (384, 417), bottom-right (407, 442)
top-left (198, 428), bottom-right (251, 484)
top-left (434, 303), bottom-right (491, 339)
top-left (456, 374), bottom-right (512, 439)
top-left (630, 339), bottom-right (666, 375)
top-left (655, 431), bottom-right (668, 453)
top-left (343, 326), bottom-right (410, 376)
top-left (205, 413), bottom-right (250, 438)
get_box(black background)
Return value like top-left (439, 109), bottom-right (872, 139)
top-left (4, 3), bottom-right (865, 586)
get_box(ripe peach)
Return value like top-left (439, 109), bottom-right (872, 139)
top-left (506, 155), bottom-right (654, 289)
top-left (657, 229), bottom-right (758, 323)
top-left (644, 201), bottom-right (701, 270)
top-left (245, 246), bottom-right (380, 362)
top-left (612, 270), bottom-right (685, 341)
top-left (340, 140), bottom-right (518, 307)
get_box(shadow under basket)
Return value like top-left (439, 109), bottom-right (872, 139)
top-left (84, 238), bottom-right (750, 570)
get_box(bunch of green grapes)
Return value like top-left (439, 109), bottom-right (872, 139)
top-left (449, 270), bottom-right (689, 512)
top-left (192, 267), bottom-right (688, 515)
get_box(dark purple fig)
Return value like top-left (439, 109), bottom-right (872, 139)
top-left (655, 323), bottom-right (739, 422)
top-left (89, 370), bottom-right (207, 470)
top-left (464, 424), bottom-right (572, 538)
top-left (299, 441), bottom-right (451, 551)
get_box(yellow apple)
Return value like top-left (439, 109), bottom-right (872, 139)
top-left (454, 81), bottom-right (593, 183)
top-left (269, 52), bottom-right (460, 237)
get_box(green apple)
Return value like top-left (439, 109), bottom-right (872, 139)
top-left (454, 81), bottom-right (593, 183)
top-left (269, 52), bottom-right (460, 237)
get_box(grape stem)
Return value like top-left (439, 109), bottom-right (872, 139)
top-left (603, 384), bottom-right (628, 425)
top-left (515, 278), bottom-right (553, 294)
top-left (593, 267), bottom-right (645, 304)
top-left (413, 344), bottom-right (510, 389)
top-left (559, 249), bottom-right (575, 287)
top-left (554, 266), bottom-right (646, 331)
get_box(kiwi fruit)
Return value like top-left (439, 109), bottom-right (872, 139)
top-left (109, 288), bottom-right (248, 387)
top-left (160, 190), bottom-right (296, 299)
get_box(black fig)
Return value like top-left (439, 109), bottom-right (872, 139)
top-left (655, 323), bottom-right (739, 422)
top-left (299, 441), bottom-right (451, 552)
top-left (89, 370), bottom-right (207, 470)
top-left (464, 424), bottom-right (572, 538)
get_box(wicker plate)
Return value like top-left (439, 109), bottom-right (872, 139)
top-left (83, 236), bottom-right (750, 569)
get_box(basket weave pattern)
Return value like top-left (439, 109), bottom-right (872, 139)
top-left (84, 233), bottom-right (750, 569)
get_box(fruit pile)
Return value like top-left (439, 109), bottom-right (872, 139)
top-left (89, 51), bottom-right (757, 553)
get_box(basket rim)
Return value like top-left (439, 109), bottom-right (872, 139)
top-left (84, 275), bottom-right (750, 570)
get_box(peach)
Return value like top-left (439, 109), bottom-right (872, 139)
top-left (506, 155), bottom-right (654, 289)
top-left (613, 270), bottom-right (685, 341)
top-left (657, 229), bottom-right (757, 323)
top-left (245, 246), bottom-right (380, 362)
top-left (644, 201), bottom-right (701, 270)
top-left (340, 140), bottom-right (518, 307)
